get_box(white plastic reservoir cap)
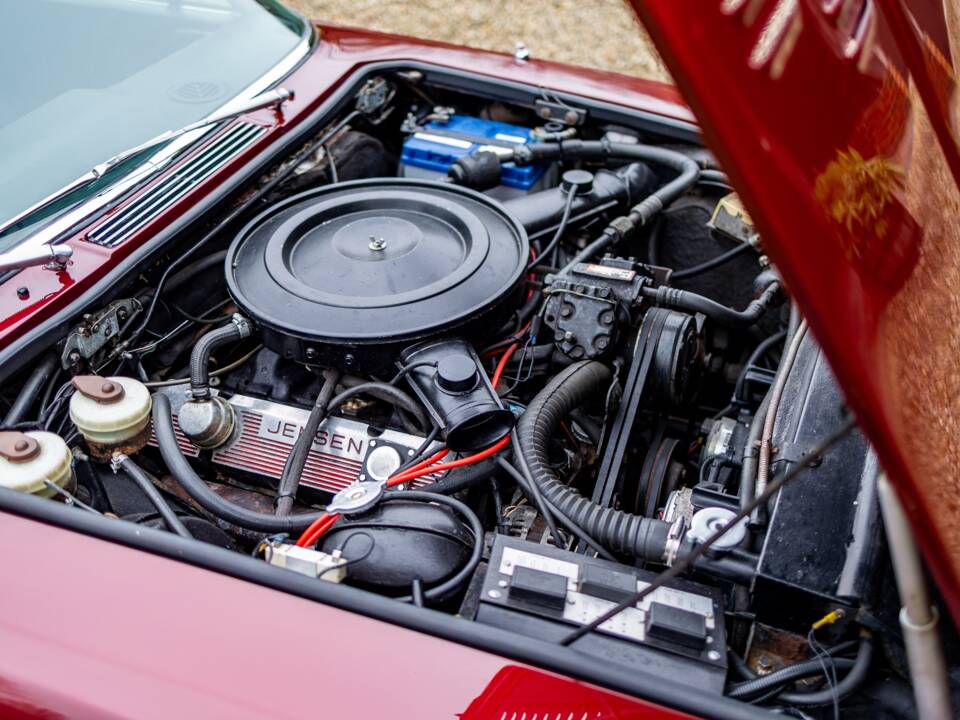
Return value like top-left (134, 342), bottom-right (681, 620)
top-left (69, 375), bottom-right (152, 449)
top-left (0, 431), bottom-right (73, 496)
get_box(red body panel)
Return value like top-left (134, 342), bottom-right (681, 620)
top-left (0, 25), bottom-right (703, 719)
top-left (630, 0), bottom-right (960, 620)
top-left (0, 512), bottom-right (692, 719)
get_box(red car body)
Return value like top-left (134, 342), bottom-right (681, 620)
top-left (2, 1), bottom-right (958, 717)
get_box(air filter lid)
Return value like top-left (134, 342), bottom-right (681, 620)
top-left (226, 179), bottom-right (527, 368)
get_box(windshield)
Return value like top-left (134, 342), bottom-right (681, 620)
top-left (0, 0), bottom-right (306, 251)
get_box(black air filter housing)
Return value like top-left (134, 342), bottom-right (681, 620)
top-left (226, 179), bottom-right (528, 372)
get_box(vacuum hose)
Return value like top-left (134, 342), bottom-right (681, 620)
top-left (516, 360), bottom-right (672, 560)
top-left (189, 316), bottom-right (252, 401)
top-left (153, 393), bottom-right (325, 532)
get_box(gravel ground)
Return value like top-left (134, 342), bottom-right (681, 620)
top-left (285, 0), bottom-right (669, 81)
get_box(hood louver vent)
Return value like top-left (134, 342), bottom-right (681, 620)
top-left (85, 122), bottom-right (266, 248)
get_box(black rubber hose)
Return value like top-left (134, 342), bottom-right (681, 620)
top-left (426, 460), bottom-right (498, 495)
top-left (189, 319), bottom-right (248, 401)
top-left (727, 657), bottom-right (857, 699)
top-left (276, 369), bottom-right (341, 516)
top-left (642, 281), bottom-right (781, 328)
top-left (4, 354), bottom-right (59, 426)
top-left (734, 329), bottom-right (787, 401)
top-left (153, 394), bottom-right (325, 532)
top-left (115, 454), bottom-right (193, 539)
top-left (778, 635), bottom-right (874, 706)
top-left (327, 382), bottom-right (430, 433)
top-left (516, 360), bottom-right (672, 560)
top-left (517, 140), bottom-right (699, 229)
top-left (389, 491), bottom-right (483, 603)
top-left (497, 454), bottom-right (617, 562)
top-left (516, 141), bottom-right (699, 223)
top-left (699, 169), bottom-right (731, 186)
top-left (511, 142), bottom-right (699, 277)
top-left (671, 242), bottom-right (754, 280)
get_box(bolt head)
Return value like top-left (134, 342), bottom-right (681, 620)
top-left (16, 286), bottom-right (29, 300)
top-left (487, 589), bottom-right (502, 599)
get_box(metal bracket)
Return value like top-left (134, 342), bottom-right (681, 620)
top-left (61, 298), bottom-right (141, 369)
top-left (533, 98), bottom-right (587, 126)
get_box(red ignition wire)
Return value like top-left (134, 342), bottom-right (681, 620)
top-left (387, 434), bottom-right (511, 488)
top-left (491, 343), bottom-right (519, 390)
top-left (295, 435), bottom-right (510, 546)
top-left (296, 511), bottom-right (340, 548)
top-left (399, 447), bottom-right (450, 477)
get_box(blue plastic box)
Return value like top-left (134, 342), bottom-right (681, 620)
top-left (400, 115), bottom-right (548, 198)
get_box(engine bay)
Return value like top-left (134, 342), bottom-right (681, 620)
top-left (1, 69), bottom-right (946, 717)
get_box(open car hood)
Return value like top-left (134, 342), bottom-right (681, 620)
top-left (631, 0), bottom-right (960, 617)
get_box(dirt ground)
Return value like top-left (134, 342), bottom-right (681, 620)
top-left (284, 0), bottom-right (669, 81)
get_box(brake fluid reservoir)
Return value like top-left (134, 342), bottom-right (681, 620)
top-left (0, 431), bottom-right (73, 497)
top-left (69, 376), bottom-right (152, 460)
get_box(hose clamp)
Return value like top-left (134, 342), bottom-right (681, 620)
top-left (231, 313), bottom-right (253, 339)
top-left (663, 515), bottom-right (686, 566)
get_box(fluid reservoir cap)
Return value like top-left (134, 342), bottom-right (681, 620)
top-left (687, 506), bottom-right (748, 549)
top-left (72, 375), bottom-right (125, 403)
top-left (0, 431), bottom-right (72, 497)
top-left (561, 169), bottom-right (594, 195)
top-left (436, 355), bottom-right (479, 393)
top-left (69, 376), bottom-right (152, 452)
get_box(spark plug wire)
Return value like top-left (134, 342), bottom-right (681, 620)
top-left (294, 435), bottom-right (510, 547)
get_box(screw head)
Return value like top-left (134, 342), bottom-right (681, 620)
top-left (16, 286), bottom-right (29, 300)
top-left (487, 589), bottom-right (502, 599)
top-left (707, 650), bottom-right (722, 662)
top-left (368, 235), bottom-right (387, 251)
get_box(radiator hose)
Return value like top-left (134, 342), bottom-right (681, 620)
top-left (516, 360), bottom-right (672, 560)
